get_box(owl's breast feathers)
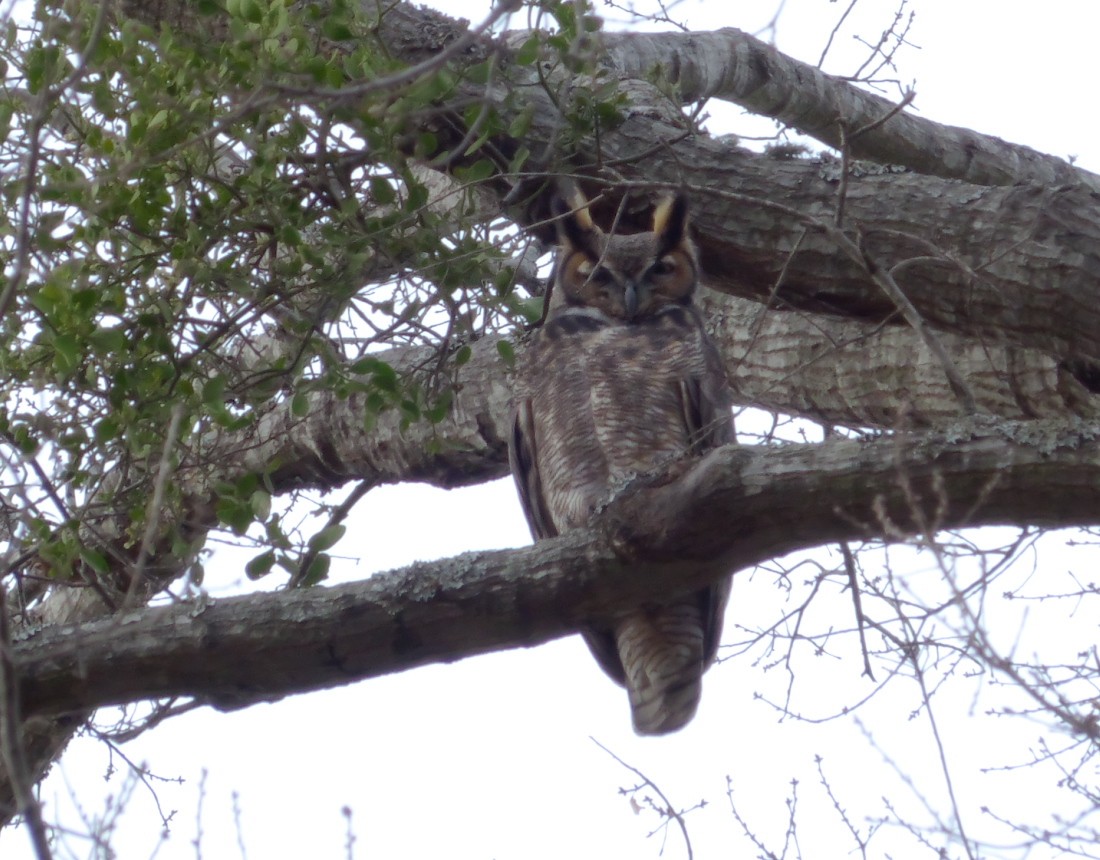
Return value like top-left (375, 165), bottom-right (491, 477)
top-left (511, 302), bottom-right (731, 534)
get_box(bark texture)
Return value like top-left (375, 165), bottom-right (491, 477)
top-left (16, 420), bottom-right (1100, 718)
top-left (5, 0), bottom-right (1100, 825)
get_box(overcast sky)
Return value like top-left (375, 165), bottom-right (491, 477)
top-left (4, 2), bottom-right (1100, 858)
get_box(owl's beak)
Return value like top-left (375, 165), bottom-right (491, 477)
top-left (623, 282), bottom-right (638, 319)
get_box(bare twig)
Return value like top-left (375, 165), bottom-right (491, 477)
top-left (288, 480), bottom-right (374, 589)
top-left (0, 585), bottom-right (53, 859)
top-left (273, 0), bottom-right (521, 101)
top-left (591, 737), bottom-right (695, 860)
top-left (127, 403), bottom-right (188, 606)
top-left (840, 542), bottom-right (876, 680)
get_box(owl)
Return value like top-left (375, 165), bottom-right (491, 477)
top-left (509, 187), bottom-right (733, 735)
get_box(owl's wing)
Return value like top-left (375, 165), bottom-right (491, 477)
top-left (509, 398), bottom-right (559, 540)
top-left (676, 344), bottom-right (736, 666)
top-left (679, 332), bottom-right (736, 452)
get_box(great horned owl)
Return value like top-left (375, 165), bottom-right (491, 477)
top-left (509, 187), bottom-right (733, 735)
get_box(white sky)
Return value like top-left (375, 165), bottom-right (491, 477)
top-left (4, 1), bottom-right (1100, 858)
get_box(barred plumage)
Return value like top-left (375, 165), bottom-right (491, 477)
top-left (509, 188), bottom-right (733, 735)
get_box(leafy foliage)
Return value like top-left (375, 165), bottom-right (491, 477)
top-left (0, 0), bottom-right (546, 586)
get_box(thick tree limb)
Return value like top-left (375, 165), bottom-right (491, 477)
top-left (701, 293), bottom-right (1099, 428)
top-left (112, 1), bottom-right (1100, 374)
top-left (584, 134), bottom-right (1100, 377)
top-left (15, 420), bottom-right (1100, 717)
top-left (191, 294), bottom-right (1100, 515)
top-left (593, 27), bottom-right (1098, 191)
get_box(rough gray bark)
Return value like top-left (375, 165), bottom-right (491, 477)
top-left (112, 1), bottom-right (1100, 378)
top-left (16, 419), bottom-right (1100, 718)
top-left (6, 0), bottom-right (1100, 828)
top-left (592, 27), bottom-right (1096, 191)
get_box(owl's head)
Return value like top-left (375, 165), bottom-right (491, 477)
top-left (551, 188), bottom-right (698, 320)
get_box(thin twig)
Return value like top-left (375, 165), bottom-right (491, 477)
top-left (908, 638), bottom-right (978, 859)
top-left (591, 737), bottom-right (694, 860)
top-left (273, 0), bottom-right (520, 100)
top-left (846, 228), bottom-right (978, 414)
top-left (835, 90), bottom-right (916, 227)
top-left (0, 585), bottom-right (54, 860)
top-left (127, 403), bottom-right (187, 606)
top-left (840, 541), bottom-right (875, 680)
top-left (288, 480), bottom-right (374, 589)
top-left (849, 89), bottom-right (917, 139)
top-left (816, 0), bottom-right (860, 68)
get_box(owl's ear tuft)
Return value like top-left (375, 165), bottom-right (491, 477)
top-left (652, 193), bottom-right (690, 253)
top-left (552, 182), bottom-right (599, 255)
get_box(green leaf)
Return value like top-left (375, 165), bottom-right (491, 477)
top-left (147, 108), bottom-right (169, 131)
top-left (246, 550), bottom-right (276, 580)
top-left (365, 391), bottom-right (386, 414)
top-left (351, 358), bottom-right (398, 393)
top-left (269, 0), bottom-right (289, 35)
top-left (322, 18), bottom-right (355, 40)
top-left (291, 391), bottom-right (309, 417)
top-left (94, 416), bottom-right (119, 443)
top-left (240, 0), bottom-right (264, 23)
top-left (52, 333), bottom-right (81, 375)
top-left (90, 325), bottom-right (128, 353)
top-left (595, 100), bottom-right (623, 126)
top-left (0, 101), bottom-right (14, 142)
top-left (79, 547), bottom-right (110, 575)
top-left (370, 176), bottom-right (395, 205)
top-left (250, 489), bottom-right (271, 520)
top-left (399, 398), bottom-right (420, 422)
top-left (26, 44), bottom-right (60, 93)
top-left (454, 344), bottom-right (472, 366)
top-left (350, 356), bottom-right (381, 374)
top-left (465, 59), bottom-right (493, 85)
top-left (278, 223), bottom-right (301, 246)
top-left (265, 516), bottom-right (293, 550)
top-left (457, 159), bottom-right (495, 183)
top-left (426, 389), bottom-right (452, 424)
top-left (515, 35), bottom-right (540, 66)
top-left (515, 296), bottom-right (545, 324)
top-left (308, 524), bottom-right (346, 553)
top-left (202, 374), bottom-right (227, 406)
top-left (509, 145), bottom-right (530, 174)
top-left (235, 473), bottom-right (260, 496)
top-left (216, 497), bottom-right (253, 535)
top-left (496, 339), bottom-right (515, 369)
top-left (508, 106), bottom-right (535, 138)
top-left (300, 553), bottom-right (331, 586)
top-left (551, 1), bottom-right (577, 38)
top-left (405, 178), bottom-right (430, 211)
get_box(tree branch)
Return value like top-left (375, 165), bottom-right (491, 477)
top-left (110, 1), bottom-right (1100, 374)
top-left (16, 420), bottom-right (1100, 718)
top-left (591, 26), bottom-right (1099, 191)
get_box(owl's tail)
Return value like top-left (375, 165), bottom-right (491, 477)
top-left (615, 603), bottom-right (707, 735)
